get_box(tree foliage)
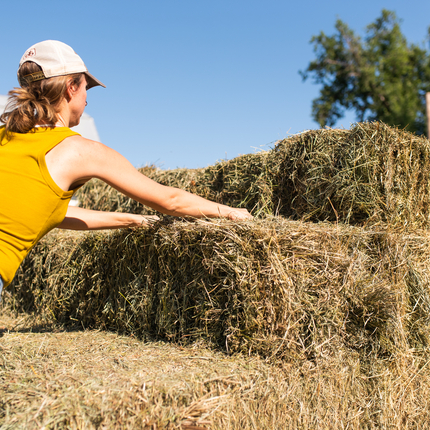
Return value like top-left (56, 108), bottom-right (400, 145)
top-left (301, 10), bottom-right (430, 135)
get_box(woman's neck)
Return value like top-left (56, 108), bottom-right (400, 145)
top-left (54, 99), bottom-right (71, 127)
top-left (55, 114), bottom-right (68, 127)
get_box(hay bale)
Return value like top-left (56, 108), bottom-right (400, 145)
top-left (76, 122), bottom-right (430, 228)
top-left (5, 218), bottom-right (430, 363)
top-left (273, 122), bottom-right (430, 227)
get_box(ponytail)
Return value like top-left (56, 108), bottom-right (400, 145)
top-left (0, 62), bottom-right (84, 136)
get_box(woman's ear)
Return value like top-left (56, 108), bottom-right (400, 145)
top-left (65, 80), bottom-right (77, 102)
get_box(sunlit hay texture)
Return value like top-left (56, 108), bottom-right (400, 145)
top-left (76, 122), bottom-right (430, 229)
top-left (5, 217), bottom-right (430, 365)
top-left (274, 122), bottom-right (430, 227)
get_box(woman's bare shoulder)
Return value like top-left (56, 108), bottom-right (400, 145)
top-left (46, 135), bottom-right (119, 190)
top-left (57, 134), bottom-right (134, 180)
top-left (61, 134), bottom-right (107, 152)
top-left (54, 135), bottom-right (116, 166)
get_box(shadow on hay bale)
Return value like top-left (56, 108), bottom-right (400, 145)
top-left (76, 121), bottom-right (430, 229)
top-left (5, 218), bottom-right (430, 363)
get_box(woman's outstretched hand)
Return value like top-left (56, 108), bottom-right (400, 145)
top-left (226, 208), bottom-right (253, 220)
top-left (140, 215), bottom-right (160, 226)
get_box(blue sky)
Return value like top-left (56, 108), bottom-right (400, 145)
top-left (1, 1), bottom-right (429, 169)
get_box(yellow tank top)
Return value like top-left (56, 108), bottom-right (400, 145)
top-left (0, 126), bottom-right (80, 287)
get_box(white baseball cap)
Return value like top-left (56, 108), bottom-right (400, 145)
top-left (18, 40), bottom-right (106, 89)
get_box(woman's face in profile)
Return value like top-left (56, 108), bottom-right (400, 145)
top-left (68, 77), bottom-right (88, 127)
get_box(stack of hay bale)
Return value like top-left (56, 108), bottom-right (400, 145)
top-left (5, 121), bottom-right (430, 364)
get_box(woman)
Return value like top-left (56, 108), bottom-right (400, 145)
top-left (0, 40), bottom-right (252, 294)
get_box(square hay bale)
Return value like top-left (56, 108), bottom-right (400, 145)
top-left (5, 217), bottom-right (430, 365)
top-left (273, 122), bottom-right (430, 227)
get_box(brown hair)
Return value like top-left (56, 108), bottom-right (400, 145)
top-left (0, 62), bottom-right (84, 136)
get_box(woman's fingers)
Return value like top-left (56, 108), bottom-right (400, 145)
top-left (141, 215), bottom-right (161, 226)
top-left (227, 208), bottom-right (253, 220)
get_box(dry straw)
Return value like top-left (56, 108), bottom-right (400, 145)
top-left (3, 318), bottom-right (430, 429)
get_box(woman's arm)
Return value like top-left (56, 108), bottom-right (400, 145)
top-left (47, 136), bottom-right (253, 221)
top-left (57, 206), bottom-right (159, 230)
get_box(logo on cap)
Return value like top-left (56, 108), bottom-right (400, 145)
top-left (24, 48), bottom-right (36, 59)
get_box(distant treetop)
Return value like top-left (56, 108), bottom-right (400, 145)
top-left (301, 9), bottom-right (430, 135)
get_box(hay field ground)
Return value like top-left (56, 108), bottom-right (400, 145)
top-left (2, 312), bottom-right (430, 429)
top-left (3, 122), bottom-right (430, 428)
top-left (1, 312), bottom-right (291, 430)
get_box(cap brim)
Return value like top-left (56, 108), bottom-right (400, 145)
top-left (85, 72), bottom-right (106, 89)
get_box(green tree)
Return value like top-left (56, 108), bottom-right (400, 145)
top-left (301, 10), bottom-right (430, 135)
